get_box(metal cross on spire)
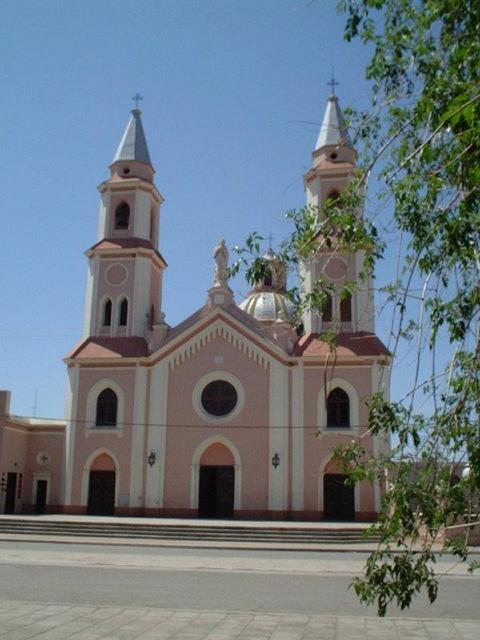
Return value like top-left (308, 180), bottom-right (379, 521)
top-left (327, 69), bottom-right (339, 96)
top-left (132, 93), bottom-right (143, 109)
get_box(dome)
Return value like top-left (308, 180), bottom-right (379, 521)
top-left (239, 291), bottom-right (295, 323)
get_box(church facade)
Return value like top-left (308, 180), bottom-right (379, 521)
top-left (0, 95), bottom-right (390, 520)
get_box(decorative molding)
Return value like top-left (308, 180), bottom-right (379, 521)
top-left (317, 376), bottom-right (360, 434)
top-left (191, 371), bottom-right (245, 425)
top-left (190, 436), bottom-right (241, 510)
top-left (81, 448), bottom-right (120, 507)
top-left (167, 319), bottom-right (270, 371)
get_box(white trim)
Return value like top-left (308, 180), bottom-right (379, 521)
top-left (291, 364), bottom-right (304, 511)
top-left (85, 378), bottom-right (125, 434)
top-left (192, 371), bottom-right (245, 425)
top-left (190, 436), bottom-right (241, 511)
top-left (146, 360), bottom-right (169, 508)
top-left (317, 453), bottom-right (360, 514)
top-left (83, 255), bottom-right (99, 337)
top-left (132, 256), bottom-right (151, 336)
top-left (104, 263), bottom-right (128, 287)
top-left (81, 448), bottom-right (120, 507)
top-left (63, 365), bottom-right (79, 505)
top-left (129, 367), bottom-right (147, 508)
top-left (268, 361), bottom-right (289, 511)
top-left (166, 317), bottom-right (273, 371)
top-left (317, 377), bottom-right (360, 433)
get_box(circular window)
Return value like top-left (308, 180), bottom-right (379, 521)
top-left (201, 380), bottom-right (238, 417)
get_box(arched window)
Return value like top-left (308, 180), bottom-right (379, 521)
top-left (95, 388), bottom-right (118, 427)
top-left (322, 293), bottom-right (333, 322)
top-left (327, 387), bottom-right (350, 428)
top-left (114, 202), bottom-right (130, 230)
top-left (119, 298), bottom-right (128, 326)
top-left (340, 293), bottom-right (352, 322)
top-left (102, 299), bottom-right (112, 327)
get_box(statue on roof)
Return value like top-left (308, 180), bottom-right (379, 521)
top-left (213, 238), bottom-right (229, 288)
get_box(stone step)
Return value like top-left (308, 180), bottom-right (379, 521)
top-left (0, 519), bottom-right (378, 543)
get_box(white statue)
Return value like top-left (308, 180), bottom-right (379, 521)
top-left (213, 238), bottom-right (229, 288)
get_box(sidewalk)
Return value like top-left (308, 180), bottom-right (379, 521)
top-left (0, 600), bottom-right (478, 639)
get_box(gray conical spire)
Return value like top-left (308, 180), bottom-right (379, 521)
top-left (113, 109), bottom-right (152, 165)
top-left (315, 95), bottom-right (354, 151)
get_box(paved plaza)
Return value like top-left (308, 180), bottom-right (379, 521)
top-left (0, 601), bottom-right (479, 640)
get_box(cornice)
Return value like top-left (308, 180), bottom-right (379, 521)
top-left (97, 178), bottom-right (164, 205)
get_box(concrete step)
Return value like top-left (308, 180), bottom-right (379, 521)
top-left (0, 519), bottom-right (379, 544)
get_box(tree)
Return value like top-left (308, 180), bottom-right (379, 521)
top-left (231, 0), bottom-right (480, 615)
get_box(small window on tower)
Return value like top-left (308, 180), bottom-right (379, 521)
top-left (322, 293), bottom-right (333, 322)
top-left (114, 202), bottom-right (130, 230)
top-left (119, 298), bottom-right (128, 326)
top-left (340, 293), bottom-right (352, 322)
top-left (103, 299), bottom-right (112, 327)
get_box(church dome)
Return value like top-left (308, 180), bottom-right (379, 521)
top-left (238, 249), bottom-right (294, 323)
top-left (239, 290), bottom-right (295, 323)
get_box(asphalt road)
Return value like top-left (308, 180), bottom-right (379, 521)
top-left (0, 541), bottom-right (479, 620)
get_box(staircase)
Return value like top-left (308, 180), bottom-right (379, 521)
top-left (0, 516), bottom-right (379, 546)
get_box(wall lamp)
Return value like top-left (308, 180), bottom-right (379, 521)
top-left (147, 451), bottom-right (156, 467)
top-left (271, 452), bottom-right (280, 469)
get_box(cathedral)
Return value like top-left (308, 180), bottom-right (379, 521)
top-left (0, 94), bottom-right (391, 521)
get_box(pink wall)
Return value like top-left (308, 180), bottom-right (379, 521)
top-left (302, 365), bottom-right (375, 514)
top-left (163, 335), bottom-right (270, 513)
top-left (70, 367), bottom-right (136, 506)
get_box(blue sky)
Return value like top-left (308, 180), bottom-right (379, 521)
top-left (0, 0), bottom-right (395, 418)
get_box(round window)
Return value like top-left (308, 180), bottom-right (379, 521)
top-left (201, 380), bottom-right (238, 417)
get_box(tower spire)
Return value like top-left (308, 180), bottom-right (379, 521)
top-left (113, 107), bottom-right (152, 166)
top-left (315, 92), bottom-right (354, 152)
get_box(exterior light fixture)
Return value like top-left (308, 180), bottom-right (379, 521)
top-left (147, 451), bottom-right (156, 467)
top-left (271, 452), bottom-right (280, 469)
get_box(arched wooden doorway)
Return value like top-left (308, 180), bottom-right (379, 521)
top-left (87, 453), bottom-right (116, 516)
top-left (198, 443), bottom-right (235, 519)
top-left (323, 460), bottom-right (355, 521)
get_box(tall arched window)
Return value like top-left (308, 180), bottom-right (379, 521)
top-left (103, 299), bottom-right (112, 327)
top-left (327, 387), bottom-right (350, 428)
top-left (322, 293), bottom-right (333, 322)
top-left (340, 293), bottom-right (352, 322)
top-left (114, 202), bottom-right (130, 230)
top-left (95, 388), bottom-right (118, 427)
top-left (119, 298), bottom-right (128, 326)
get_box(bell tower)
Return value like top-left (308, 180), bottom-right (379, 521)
top-left (301, 92), bottom-right (374, 335)
top-left (82, 107), bottom-right (167, 343)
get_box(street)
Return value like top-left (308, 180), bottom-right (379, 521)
top-left (0, 541), bottom-right (479, 621)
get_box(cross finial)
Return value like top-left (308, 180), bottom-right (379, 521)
top-left (268, 233), bottom-right (273, 250)
top-left (132, 93), bottom-right (143, 109)
top-left (327, 68), bottom-right (339, 96)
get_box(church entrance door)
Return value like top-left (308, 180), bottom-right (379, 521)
top-left (4, 473), bottom-right (17, 514)
top-left (35, 480), bottom-right (48, 514)
top-left (324, 474), bottom-right (355, 521)
top-left (87, 471), bottom-right (115, 515)
top-left (198, 466), bottom-right (234, 519)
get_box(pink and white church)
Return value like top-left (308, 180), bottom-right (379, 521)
top-left (0, 95), bottom-right (391, 521)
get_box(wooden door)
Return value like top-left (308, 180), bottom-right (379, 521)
top-left (87, 471), bottom-right (115, 515)
top-left (324, 474), bottom-right (355, 521)
top-left (198, 466), bottom-right (234, 519)
top-left (4, 473), bottom-right (17, 514)
top-left (35, 480), bottom-right (48, 515)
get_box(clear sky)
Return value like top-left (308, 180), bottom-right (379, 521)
top-left (0, 0), bottom-right (395, 418)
